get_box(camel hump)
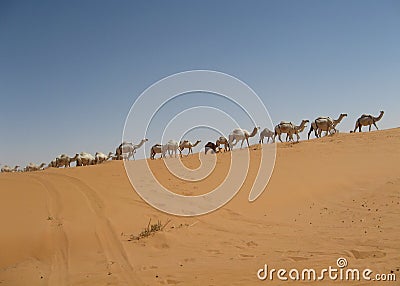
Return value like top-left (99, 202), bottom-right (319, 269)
top-left (361, 114), bottom-right (372, 118)
top-left (279, 121), bottom-right (291, 125)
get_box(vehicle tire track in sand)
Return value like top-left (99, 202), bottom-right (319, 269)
top-left (46, 172), bottom-right (141, 285)
top-left (29, 174), bottom-right (70, 286)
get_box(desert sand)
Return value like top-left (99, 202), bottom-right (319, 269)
top-left (0, 129), bottom-right (399, 285)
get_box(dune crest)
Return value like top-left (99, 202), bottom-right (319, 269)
top-left (1, 129), bottom-right (399, 285)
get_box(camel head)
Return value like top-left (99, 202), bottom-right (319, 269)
top-left (373, 111), bottom-right (385, 122)
top-left (301, 120), bottom-right (309, 127)
top-left (192, 140), bottom-right (201, 147)
top-left (248, 127), bottom-right (259, 138)
top-left (341, 113), bottom-right (348, 117)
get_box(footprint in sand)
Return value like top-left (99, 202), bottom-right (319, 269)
top-left (165, 278), bottom-right (182, 285)
top-left (349, 250), bottom-right (386, 259)
top-left (288, 256), bottom-right (309, 262)
top-left (206, 249), bottom-right (222, 255)
top-left (246, 241), bottom-right (258, 247)
top-left (239, 253), bottom-right (255, 258)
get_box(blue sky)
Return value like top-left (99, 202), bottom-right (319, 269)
top-left (0, 0), bottom-right (399, 166)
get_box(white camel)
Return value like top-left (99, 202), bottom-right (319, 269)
top-left (353, 111), bottom-right (384, 132)
top-left (179, 140), bottom-right (201, 156)
top-left (25, 163), bottom-right (46, 172)
top-left (116, 139), bottom-right (148, 160)
top-left (95, 152), bottom-right (113, 164)
top-left (75, 152), bottom-right (96, 166)
top-left (1, 165), bottom-right (20, 172)
top-left (55, 154), bottom-right (77, 168)
top-left (274, 120), bottom-right (309, 143)
top-left (308, 113), bottom-right (347, 139)
top-left (259, 128), bottom-right (274, 144)
top-left (215, 136), bottom-right (230, 152)
top-left (165, 140), bottom-right (180, 158)
top-left (228, 127), bottom-right (259, 149)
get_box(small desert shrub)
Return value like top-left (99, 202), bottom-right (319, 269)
top-left (127, 219), bottom-right (170, 241)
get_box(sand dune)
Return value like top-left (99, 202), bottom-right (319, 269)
top-left (1, 129), bottom-right (399, 285)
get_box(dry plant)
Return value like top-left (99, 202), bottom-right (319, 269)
top-left (126, 219), bottom-right (171, 241)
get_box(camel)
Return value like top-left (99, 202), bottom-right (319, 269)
top-left (274, 120), bottom-right (308, 143)
top-left (25, 163), bottom-right (46, 172)
top-left (308, 114), bottom-right (347, 139)
top-left (48, 160), bottom-right (57, 168)
top-left (54, 154), bottom-right (70, 168)
top-left (205, 142), bottom-right (218, 154)
top-left (259, 128), bottom-right (274, 144)
top-left (95, 152), bottom-right (113, 164)
top-left (1, 165), bottom-right (11, 172)
top-left (165, 140), bottom-right (180, 158)
top-left (353, 111), bottom-right (384, 132)
top-left (285, 120), bottom-right (309, 142)
top-left (228, 127), bottom-right (259, 149)
top-left (1, 165), bottom-right (19, 172)
top-left (116, 139), bottom-right (148, 160)
top-left (179, 140), bottom-right (201, 155)
top-left (331, 113), bottom-right (348, 133)
top-left (215, 136), bottom-right (230, 152)
top-left (150, 141), bottom-right (179, 159)
top-left (150, 144), bottom-right (164, 159)
top-left (75, 152), bottom-right (96, 166)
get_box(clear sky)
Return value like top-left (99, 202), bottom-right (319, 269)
top-left (1, 0), bottom-right (399, 167)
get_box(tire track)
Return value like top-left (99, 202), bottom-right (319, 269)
top-left (29, 174), bottom-right (70, 286)
top-left (45, 171), bottom-right (141, 285)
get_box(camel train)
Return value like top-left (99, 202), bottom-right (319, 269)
top-left (0, 111), bottom-right (385, 170)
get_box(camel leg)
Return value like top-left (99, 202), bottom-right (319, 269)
top-left (307, 127), bottom-right (312, 140)
top-left (246, 138), bottom-right (250, 147)
top-left (373, 123), bottom-right (379, 130)
top-left (296, 132), bottom-right (300, 142)
top-left (278, 133), bottom-right (282, 143)
top-left (369, 125), bottom-right (371, 132)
